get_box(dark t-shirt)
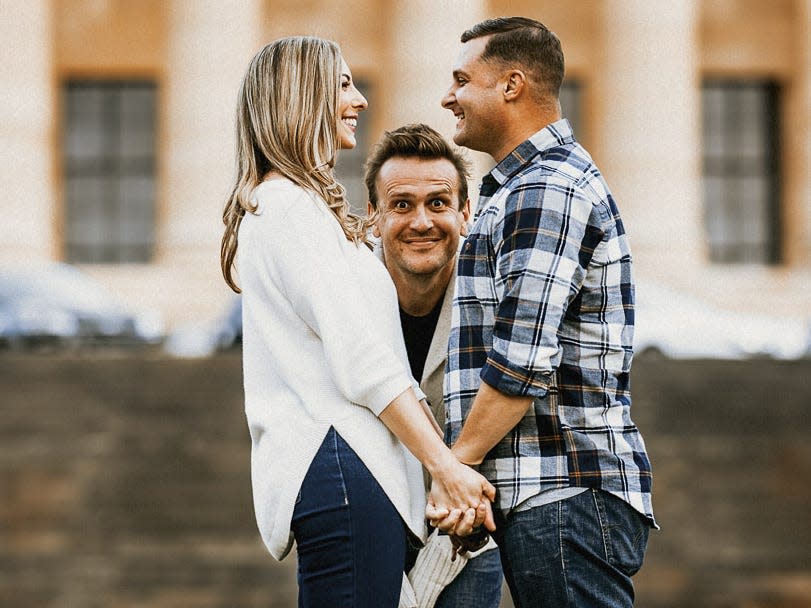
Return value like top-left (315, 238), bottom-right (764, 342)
top-left (399, 296), bottom-right (443, 382)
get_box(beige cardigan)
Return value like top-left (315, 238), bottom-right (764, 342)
top-left (375, 245), bottom-right (455, 431)
top-left (376, 247), bottom-right (500, 590)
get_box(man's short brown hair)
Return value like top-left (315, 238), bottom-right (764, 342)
top-left (461, 17), bottom-right (564, 100)
top-left (364, 123), bottom-right (470, 210)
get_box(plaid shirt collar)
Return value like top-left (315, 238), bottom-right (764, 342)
top-left (480, 119), bottom-right (576, 199)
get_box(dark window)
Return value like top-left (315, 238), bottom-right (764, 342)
top-left (702, 81), bottom-right (781, 264)
top-left (62, 81), bottom-right (157, 263)
top-left (560, 80), bottom-right (582, 138)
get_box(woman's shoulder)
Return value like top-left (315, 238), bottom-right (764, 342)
top-left (253, 177), bottom-right (310, 207)
top-left (247, 178), bottom-right (344, 246)
top-left (251, 178), bottom-right (331, 221)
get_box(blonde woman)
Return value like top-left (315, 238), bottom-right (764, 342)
top-left (220, 37), bottom-right (495, 607)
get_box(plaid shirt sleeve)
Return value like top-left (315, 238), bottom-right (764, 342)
top-left (480, 172), bottom-right (607, 397)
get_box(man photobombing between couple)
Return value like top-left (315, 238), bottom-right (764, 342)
top-left (222, 15), bottom-right (656, 608)
top-left (365, 123), bottom-right (503, 608)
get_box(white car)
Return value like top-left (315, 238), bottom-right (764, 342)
top-left (0, 263), bottom-right (164, 348)
top-left (163, 296), bottom-right (241, 358)
top-left (633, 282), bottom-right (809, 360)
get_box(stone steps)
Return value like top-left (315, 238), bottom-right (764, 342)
top-left (1, 352), bottom-right (810, 607)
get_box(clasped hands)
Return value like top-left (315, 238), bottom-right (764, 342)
top-left (424, 457), bottom-right (496, 559)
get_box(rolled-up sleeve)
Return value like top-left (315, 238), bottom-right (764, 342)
top-left (479, 177), bottom-right (603, 397)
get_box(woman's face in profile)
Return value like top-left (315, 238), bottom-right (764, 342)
top-left (337, 58), bottom-right (368, 149)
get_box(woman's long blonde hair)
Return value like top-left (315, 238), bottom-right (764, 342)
top-left (221, 36), bottom-right (374, 293)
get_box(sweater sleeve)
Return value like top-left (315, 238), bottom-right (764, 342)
top-left (259, 188), bottom-right (415, 416)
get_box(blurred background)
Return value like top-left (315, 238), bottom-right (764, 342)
top-left (1, 1), bottom-right (810, 607)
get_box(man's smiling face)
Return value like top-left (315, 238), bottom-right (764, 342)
top-left (441, 36), bottom-right (507, 157)
top-left (373, 156), bottom-right (469, 278)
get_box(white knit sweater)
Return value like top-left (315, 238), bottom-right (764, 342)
top-left (237, 179), bottom-right (428, 560)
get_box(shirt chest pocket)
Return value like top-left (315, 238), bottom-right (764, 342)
top-left (459, 232), bottom-right (498, 302)
top-left (589, 235), bottom-right (618, 266)
top-left (586, 204), bottom-right (628, 267)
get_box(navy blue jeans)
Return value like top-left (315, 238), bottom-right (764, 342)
top-left (291, 427), bottom-right (407, 607)
top-left (492, 489), bottom-right (650, 608)
top-left (435, 546), bottom-right (503, 608)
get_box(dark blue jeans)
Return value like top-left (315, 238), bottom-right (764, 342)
top-left (291, 427), bottom-right (407, 607)
top-left (435, 546), bottom-right (503, 608)
top-left (492, 489), bottom-right (650, 608)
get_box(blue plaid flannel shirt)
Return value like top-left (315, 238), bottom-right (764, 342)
top-left (444, 119), bottom-right (655, 525)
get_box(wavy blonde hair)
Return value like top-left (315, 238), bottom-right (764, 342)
top-left (221, 36), bottom-right (374, 293)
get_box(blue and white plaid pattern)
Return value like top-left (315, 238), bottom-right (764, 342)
top-left (445, 119), bottom-right (655, 525)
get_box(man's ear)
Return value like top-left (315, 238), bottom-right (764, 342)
top-left (460, 198), bottom-right (471, 235)
top-left (503, 70), bottom-right (526, 102)
top-left (367, 201), bottom-right (382, 238)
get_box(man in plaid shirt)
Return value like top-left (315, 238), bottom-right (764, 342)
top-left (430, 17), bottom-right (657, 607)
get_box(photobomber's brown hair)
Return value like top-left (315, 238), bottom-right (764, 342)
top-left (364, 123), bottom-right (470, 210)
top-left (461, 17), bottom-right (564, 101)
top-left (220, 36), bottom-right (374, 293)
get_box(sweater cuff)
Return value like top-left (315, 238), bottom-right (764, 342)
top-left (364, 376), bottom-right (415, 417)
top-left (413, 382), bottom-right (426, 403)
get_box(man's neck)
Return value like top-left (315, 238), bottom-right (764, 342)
top-left (390, 263), bottom-right (453, 317)
top-left (491, 107), bottom-right (562, 164)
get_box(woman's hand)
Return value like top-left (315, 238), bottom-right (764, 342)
top-left (425, 459), bottom-right (496, 536)
top-left (375, 387), bottom-right (496, 535)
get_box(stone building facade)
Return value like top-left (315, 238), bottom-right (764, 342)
top-left (1, 0), bottom-right (810, 328)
